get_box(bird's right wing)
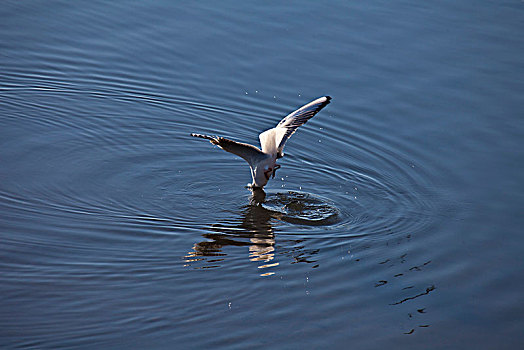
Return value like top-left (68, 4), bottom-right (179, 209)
top-left (190, 133), bottom-right (265, 167)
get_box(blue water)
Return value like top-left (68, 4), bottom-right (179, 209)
top-left (1, 1), bottom-right (523, 349)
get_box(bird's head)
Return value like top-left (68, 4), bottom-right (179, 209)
top-left (263, 165), bottom-right (273, 181)
top-left (263, 164), bottom-right (281, 181)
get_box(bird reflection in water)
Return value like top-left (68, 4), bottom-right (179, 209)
top-left (184, 188), bottom-right (285, 276)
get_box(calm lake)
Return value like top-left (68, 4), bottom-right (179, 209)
top-left (1, 1), bottom-right (523, 349)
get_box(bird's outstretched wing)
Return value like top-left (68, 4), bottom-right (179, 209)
top-left (190, 133), bottom-right (266, 167)
top-left (259, 96), bottom-right (331, 156)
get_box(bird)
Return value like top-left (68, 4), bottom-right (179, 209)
top-left (191, 96), bottom-right (331, 188)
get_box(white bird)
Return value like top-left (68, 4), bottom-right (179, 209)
top-left (191, 96), bottom-right (331, 188)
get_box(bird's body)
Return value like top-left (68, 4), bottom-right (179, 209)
top-left (191, 96), bottom-right (331, 188)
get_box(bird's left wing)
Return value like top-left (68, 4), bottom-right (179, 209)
top-left (259, 96), bottom-right (331, 157)
top-left (191, 133), bottom-right (265, 167)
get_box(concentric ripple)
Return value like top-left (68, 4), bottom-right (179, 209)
top-left (1, 72), bottom-right (442, 317)
top-left (261, 190), bottom-right (341, 226)
top-left (1, 79), bottom-right (441, 269)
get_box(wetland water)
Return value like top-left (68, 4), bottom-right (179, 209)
top-left (1, 1), bottom-right (523, 349)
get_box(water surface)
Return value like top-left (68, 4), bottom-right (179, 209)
top-left (1, 1), bottom-right (523, 349)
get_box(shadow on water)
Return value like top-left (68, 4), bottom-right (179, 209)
top-left (184, 188), bottom-right (339, 276)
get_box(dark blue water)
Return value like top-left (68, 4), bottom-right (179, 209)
top-left (1, 1), bottom-right (523, 349)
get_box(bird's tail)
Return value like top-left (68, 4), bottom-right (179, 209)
top-left (190, 133), bottom-right (219, 145)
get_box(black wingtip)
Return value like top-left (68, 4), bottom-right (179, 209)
top-left (320, 96), bottom-right (331, 108)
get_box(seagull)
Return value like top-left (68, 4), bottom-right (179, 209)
top-left (191, 96), bottom-right (331, 188)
